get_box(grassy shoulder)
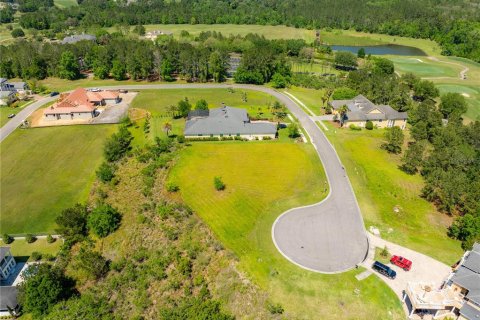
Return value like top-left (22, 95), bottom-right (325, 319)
top-left (0, 100), bottom-right (33, 127)
top-left (0, 125), bottom-right (116, 234)
top-left (320, 121), bottom-right (462, 264)
top-left (168, 140), bottom-right (403, 319)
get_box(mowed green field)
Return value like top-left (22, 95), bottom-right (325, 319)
top-left (54, 0), bottom-right (77, 8)
top-left (284, 86), bottom-right (326, 115)
top-left (436, 84), bottom-right (480, 121)
top-left (388, 56), bottom-right (462, 78)
top-left (0, 238), bottom-right (62, 260)
top-left (169, 142), bottom-right (403, 319)
top-left (131, 88), bottom-right (280, 139)
top-left (0, 125), bottom-right (116, 234)
top-left (322, 123), bottom-right (462, 264)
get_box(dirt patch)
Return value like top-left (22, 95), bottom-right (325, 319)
top-left (129, 108), bottom-right (150, 121)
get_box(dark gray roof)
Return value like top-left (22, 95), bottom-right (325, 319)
top-left (187, 109), bottom-right (209, 120)
top-left (8, 82), bottom-right (27, 90)
top-left (0, 78), bottom-right (7, 84)
top-left (0, 91), bottom-right (14, 98)
top-left (460, 302), bottom-right (480, 320)
top-left (0, 247), bottom-right (11, 261)
top-left (184, 106), bottom-right (276, 136)
top-left (330, 95), bottom-right (407, 121)
top-left (0, 286), bottom-right (18, 311)
top-left (451, 243), bottom-right (480, 305)
top-left (62, 34), bottom-right (96, 44)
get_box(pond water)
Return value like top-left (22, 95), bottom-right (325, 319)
top-left (331, 44), bottom-right (427, 56)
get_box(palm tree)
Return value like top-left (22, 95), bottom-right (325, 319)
top-left (163, 121), bottom-right (172, 136)
top-left (338, 105), bottom-right (349, 127)
top-left (167, 105), bottom-right (178, 118)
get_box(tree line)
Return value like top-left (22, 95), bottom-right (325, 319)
top-left (0, 32), bottom-right (301, 84)
top-left (3, 0), bottom-right (479, 62)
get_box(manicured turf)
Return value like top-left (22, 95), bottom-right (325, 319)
top-left (0, 238), bottom-right (62, 260)
top-left (54, 0), bottom-right (77, 8)
top-left (0, 100), bottom-right (33, 127)
top-left (322, 122), bottom-right (462, 264)
top-left (131, 88), bottom-right (282, 139)
top-left (388, 56), bottom-right (461, 78)
top-left (436, 84), bottom-right (480, 121)
top-left (284, 86), bottom-right (327, 115)
top-left (0, 125), bottom-right (116, 234)
top-left (169, 141), bottom-right (404, 319)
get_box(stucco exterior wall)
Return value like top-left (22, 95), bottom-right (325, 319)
top-left (346, 119), bottom-right (407, 129)
top-left (44, 112), bottom-right (95, 120)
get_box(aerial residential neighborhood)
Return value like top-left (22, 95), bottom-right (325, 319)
top-left (0, 0), bottom-right (478, 319)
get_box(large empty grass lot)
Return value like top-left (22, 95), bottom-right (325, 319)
top-left (169, 142), bottom-right (403, 319)
top-left (0, 125), bottom-right (116, 234)
top-left (322, 123), bottom-right (462, 264)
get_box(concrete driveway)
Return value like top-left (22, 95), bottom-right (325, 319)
top-left (363, 233), bottom-right (451, 299)
top-left (0, 84), bottom-right (369, 273)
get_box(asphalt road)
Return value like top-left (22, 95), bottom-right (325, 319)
top-left (0, 83), bottom-right (369, 273)
top-left (0, 96), bottom-right (57, 142)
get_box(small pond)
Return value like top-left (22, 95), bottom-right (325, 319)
top-left (330, 44), bottom-right (427, 56)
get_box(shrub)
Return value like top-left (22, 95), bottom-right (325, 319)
top-left (349, 124), bottom-right (361, 131)
top-left (55, 203), bottom-right (88, 240)
top-left (11, 28), bottom-right (25, 38)
top-left (177, 135), bottom-right (185, 143)
top-left (87, 204), bottom-right (121, 238)
top-left (96, 162), bottom-right (116, 182)
top-left (271, 73), bottom-right (287, 88)
top-left (103, 125), bottom-right (133, 162)
top-left (214, 176), bottom-right (225, 191)
top-left (332, 87), bottom-right (357, 100)
top-left (43, 253), bottom-right (55, 261)
top-left (25, 234), bottom-right (36, 243)
top-left (267, 302), bottom-right (284, 314)
top-left (46, 234), bottom-right (55, 243)
top-left (380, 245), bottom-right (389, 258)
top-left (74, 247), bottom-right (109, 279)
top-left (2, 233), bottom-right (14, 244)
top-left (166, 182), bottom-right (179, 192)
top-left (365, 120), bottom-right (374, 130)
top-left (31, 252), bottom-right (42, 261)
top-left (262, 136), bottom-right (272, 140)
top-left (288, 123), bottom-right (300, 138)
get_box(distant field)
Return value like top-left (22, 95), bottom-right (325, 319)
top-left (388, 56), bottom-right (462, 78)
top-left (54, 0), bottom-right (77, 8)
top-left (0, 125), bottom-right (116, 234)
top-left (169, 142), bottom-right (403, 319)
top-left (322, 122), bottom-right (462, 264)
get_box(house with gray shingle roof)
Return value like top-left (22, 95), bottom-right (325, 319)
top-left (329, 94), bottom-right (408, 129)
top-left (184, 106), bottom-right (277, 140)
top-left (61, 34), bottom-right (96, 44)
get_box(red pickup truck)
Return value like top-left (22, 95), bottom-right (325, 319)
top-left (390, 255), bottom-right (412, 271)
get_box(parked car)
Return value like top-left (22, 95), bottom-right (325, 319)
top-left (8, 114), bottom-right (15, 118)
top-left (50, 91), bottom-right (59, 97)
top-left (372, 261), bottom-right (396, 279)
top-left (89, 88), bottom-right (101, 92)
top-left (119, 89), bottom-right (128, 93)
top-left (390, 255), bottom-right (412, 271)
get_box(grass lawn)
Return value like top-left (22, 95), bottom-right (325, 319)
top-left (284, 86), bottom-right (326, 116)
top-left (0, 100), bottom-right (34, 127)
top-left (169, 141), bottom-right (403, 319)
top-left (387, 56), bottom-right (462, 78)
top-left (436, 83), bottom-right (480, 121)
top-left (54, 0), bottom-right (77, 8)
top-left (0, 125), bottom-right (116, 234)
top-left (131, 88), bottom-right (282, 140)
top-left (321, 122), bottom-right (462, 264)
top-left (0, 238), bottom-right (62, 260)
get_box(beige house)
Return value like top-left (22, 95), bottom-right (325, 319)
top-left (403, 243), bottom-right (480, 319)
top-left (44, 88), bottom-right (120, 121)
top-left (329, 94), bottom-right (407, 129)
top-left (144, 30), bottom-right (173, 41)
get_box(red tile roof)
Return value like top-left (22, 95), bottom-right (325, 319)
top-left (44, 88), bottom-right (97, 115)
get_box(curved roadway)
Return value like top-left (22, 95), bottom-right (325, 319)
top-left (0, 84), bottom-right (369, 273)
